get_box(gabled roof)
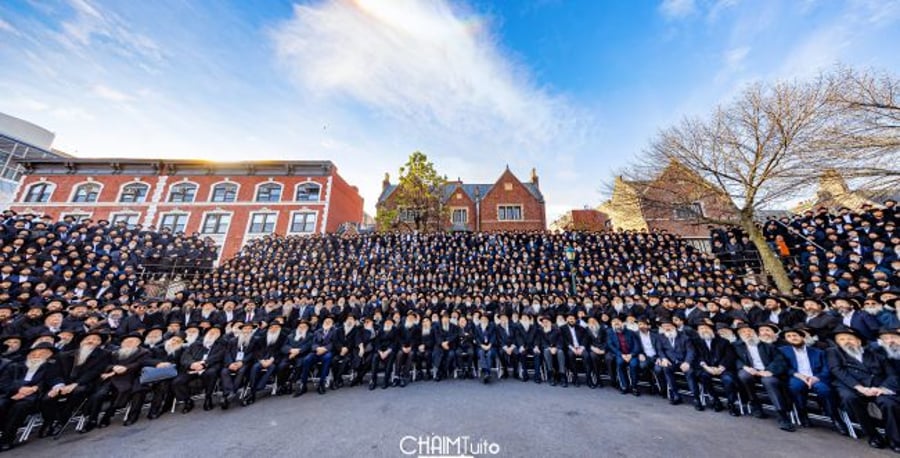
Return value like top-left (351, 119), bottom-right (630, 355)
top-left (377, 180), bottom-right (543, 205)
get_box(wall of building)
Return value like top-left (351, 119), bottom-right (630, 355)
top-left (479, 169), bottom-right (545, 231)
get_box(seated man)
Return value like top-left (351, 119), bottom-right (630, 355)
top-left (143, 333), bottom-right (185, 419)
top-left (332, 314), bottom-right (359, 388)
top-left (474, 313), bottom-right (497, 384)
top-left (172, 326), bottom-right (226, 412)
top-left (655, 320), bottom-right (699, 406)
top-left (733, 324), bottom-right (794, 432)
top-left (455, 316), bottom-right (476, 379)
top-left (539, 316), bottom-right (566, 387)
top-left (634, 319), bottom-right (659, 393)
top-left (414, 317), bottom-right (435, 381)
top-left (561, 313), bottom-right (587, 387)
top-left (85, 332), bottom-right (149, 429)
top-left (219, 322), bottom-right (257, 409)
top-left (301, 315), bottom-right (337, 395)
top-left (778, 327), bottom-right (843, 432)
top-left (432, 314), bottom-right (458, 381)
top-left (247, 321), bottom-right (284, 402)
top-left (515, 314), bottom-right (542, 383)
top-left (0, 343), bottom-right (61, 452)
top-left (369, 317), bottom-right (398, 390)
top-left (496, 314), bottom-right (518, 380)
top-left (283, 320), bottom-right (314, 396)
top-left (40, 330), bottom-right (110, 436)
top-left (395, 312), bottom-right (418, 387)
top-left (350, 318), bottom-right (376, 387)
top-left (693, 320), bottom-right (737, 414)
top-left (827, 326), bottom-right (900, 451)
top-left (605, 317), bottom-right (640, 394)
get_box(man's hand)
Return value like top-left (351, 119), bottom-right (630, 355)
top-left (442, 342), bottom-right (450, 350)
top-left (638, 354), bottom-right (646, 362)
top-left (189, 362), bottom-right (205, 372)
top-left (112, 365), bottom-right (127, 374)
top-left (316, 347), bottom-right (327, 356)
top-left (340, 347), bottom-right (349, 356)
top-left (289, 348), bottom-right (300, 359)
top-left (679, 362), bottom-right (690, 372)
top-left (61, 383), bottom-right (78, 395)
top-left (261, 358), bottom-right (274, 368)
top-left (758, 370), bottom-right (773, 378)
top-left (156, 362), bottom-right (172, 368)
top-left (229, 362), bottom-right (242, 371)
top-left (12, 386), bottom-right (38, 400)
top-left (658, 358), bottom-right (670, 368)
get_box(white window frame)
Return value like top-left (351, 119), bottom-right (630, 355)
top-left (451, 207), bottom-right (468, 224)
top-left (117, 181), bottom-right (150, 203)
top-left (166, 181), bottom-right (199, 203)
top-left (69, 181), bottom-right (104, 203)
top-left (294, 181), bottom-right (322, 202)
top-left (208, 181), bottom-right (240, 203)
top-left (246, 211), bottom-right (279, 234)
top-left (673, 202), bottom-right (705, 220)
top-left (254, 181), bottom-right (283, 203)
top-left (200, 211), bottom-right (233, 235)
top-left (158, 212), bottom-right (190, 233)
top-left (497, 205), bottom-right (523, 221)
top-left (288, 211), bottom-right (317, 234)
top-left (22, 181), bottom-right (55, 203)
top-left (109, 212), bottom-right (141, 227)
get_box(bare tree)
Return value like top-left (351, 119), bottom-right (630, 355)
top-left (621, 77), bottom-right (840, 293)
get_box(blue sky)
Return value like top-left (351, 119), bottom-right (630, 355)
top-left (1, 0), bottom-right (899, 219)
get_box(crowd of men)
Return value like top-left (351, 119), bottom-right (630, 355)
top-left (0, 200), bottom-right (898, 453)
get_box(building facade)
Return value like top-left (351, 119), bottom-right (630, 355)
top-left (549, 208), bottom-right (610, 232)
top-left (599, 160), bottom-right (739, 242)
top-left (377, 167), bottom-right (546, 231)
top-left (0, 112), bottom-right (69, 206)
top-left (9, 158), bottom-right (364, 261)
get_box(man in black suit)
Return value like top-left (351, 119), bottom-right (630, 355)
top-left (84, 332), bottom-right (149, 429)
top-left (143, 333), bottom-right (185, 419)
top-left (219, 322), bottom-right (257, 409)
top-left (693, 320), bottom-right (736, 414)
top-left (827, 326), bottom-right (900, 451)
top-left (173, 326), bottom-right (226, 412)
top-left (301, 315), bottom-right (337, 394)
top-left (283, 320), bottom-right (314, 396)
top-left (246, 321), bottom-right (284, 402)
top-left (539, 316), bottom-right (565, 387)
top-left (40, 330), bottom-right (110, 436)
top-left (332, 314), bottom-right (360, 388)
top-left (432, 314), bottom-right (458, 381)
top-left (395, 312), bottom-right (418, 387)
top-left (370, 316), bottom-right (398, 390)
top-left (561, 313), bottom-right (587, 387)
top-left (415, 316), bottom-right (435, 381)
top-left (655, 320), bottom-right (699, 406)
top-left (801, 299), bottom-right (838, 347)
top-left (0, 343), bottom-right (61, 452)
top-left (733, 324), bottom-right (795, 431)
top-left (514, 314), bottom-right (541, 383)
top-left (495, 314), bottom-right (518, 380)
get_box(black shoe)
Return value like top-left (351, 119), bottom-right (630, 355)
top-left (712, 401), bottom-right (723, 412)
top-left (181, 399), bottom-right (194, 414)
top-left (778, 418), bottom-right (796, 432)
top-left (832, 419), bottom-right (849, 436)
top-left (392, 379), bottom-right (401, 387)
top-left (48, 422), bottom-right (64, 437)
top-left (0, 443), bottom-right (13, 452)
top-left (221, 394), bottom-right (231, 410)
top-left (203, 398), bottom-right (214, 411)
top-left (38, 421), bottom-right (51, 438)
top-left (294, 385), bottom-right (308, 397)
top-left (620, 388), bottom-right (629, 395)
top-left (98, 414), bottom-right (111, 428)
top-left (369, 381), bottom-right (377, 391)
top-left (670, 396), bottom-right (683, 406)
top-left (632, 388), bottom-right (641, 397)
top-left (148, 411), bottom-right (161, 420)
top-left (534, 376), bottom-right (541, 384)
top-left (550, 377), bottom-right (557, 387)
top-left (123, 417), bottom-right (138, 426)
top-left (561, 378), bottom-right (568, 388)
top-left (399, 379), bottom-right (407, 388)
top-left (694, 401), bottom-right (705, 411)
top-left (868, 435), bottom-right (886, 449)
top-left (891, 445), bottom-right (900, 454)
top-left (729, 404), bottom-right (742, 417)
top-left (318, 383), bottom-right (327, 395)
top-left (80, 420), bottom-right (97, 433)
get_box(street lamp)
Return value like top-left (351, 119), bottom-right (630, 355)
top-left (564, 246), bottom-right (576, 296)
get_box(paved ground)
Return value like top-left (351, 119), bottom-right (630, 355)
top-left (12, 379), bottom-right (893, 458)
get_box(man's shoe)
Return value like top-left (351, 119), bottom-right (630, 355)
top-left (832, 419), bottom-right (849, 436)
top-left (203, 398), bottom-right (214, 411)
top-left (48, 422), bottom-right (64, 437)
top-left (318, 383), bottom-right (327, 395)
top-left (368, 380), bottom-right (377, 391)
top-left (712, 401), bottom-right (724, 412)
top-left (80, 420), bottom-right (97, 433)
top-left (868, 435), bottom-right (886, 449)
top-left (147, 411), bottom-right (161, 420)
top-left (729, 404), bottom-right (741, 417)
top-left (0, 443), bottom-right (14, 452)
top-left (399, 379), bottom-right (407, 388)
top-left (98, 414), bottom-right (111, 428)
top-left (181, 399), bottom-right (194, 414)
top-left (670, 396), bottom-right (683, 406)
top-left (294, 385), bottom-right (308, 397)
top-left (632, 388), bottom-right (641, 397)
top-left (751, 407), bottom-right (767, 419)
top-left (777, 418), bottom-right (796, 432)
top-left (123, 417), bottom-right (138, 427)
top-left (221, 394), bottom-right (231, 410)
top-left (561, 378), bottom-right (568, 388)
top-left (694, 401), bottom-right (705, 412)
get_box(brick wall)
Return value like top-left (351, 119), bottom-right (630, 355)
top-left (479, 169), bottom-right (545, 231)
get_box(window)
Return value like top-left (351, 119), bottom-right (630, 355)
top-left (160, 213), bottom-right (189, 233)
top-left (249, 213), bottom-right (277, 234)
top-left (210, 183), bottom-right (238, 202)
top-left (119, 183), bottom-right (149, 203)
top-left (256, 183), bottom-right (282, 202)
top-left (23, 182), bottom-right (52, 202)
top-left (452, 208), bottom-right (468, 224)
top-left (202, 213), bottom-right (231, 234)
top-left (398, 208), bottom-right (420, 223)
top-left (111, 213), bottom-right (140, 226)
top-left (62, 213), bottom-right (91, 223)
top-left (295, 183), bottom-right (321, 201)
top-left (497, 205), bottom-right (522, 221)
top-left (290, 212), bottom-right (316, 233)
top-left (168, 183), bottom-right (197, 203)
top-left (673, 202), bottom-right (704, 220)
top-left (72, 183), bottom-right (101, 203)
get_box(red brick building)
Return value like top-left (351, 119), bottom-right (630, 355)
top-left (377, 166), bottom-right (546, 231)
top-left (550, 209), bottom-right (610, 232)
top-left (9, 158), bottom-right (364, 261)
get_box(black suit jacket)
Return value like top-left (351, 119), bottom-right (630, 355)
top-left (692, 337), bottom-right (736, 370)
top-left (0, 361), bottom-right (62, 399)
top-left (733, 341), bottom-right (788, 376)
top-left (180, 340), bottom-right (226, 371)
top-left (56, 348), bottom-right (111, 387)
top-left (826, 346), bottom-right (894, 391)
top-left (560, 324), bottom-right (588, 350)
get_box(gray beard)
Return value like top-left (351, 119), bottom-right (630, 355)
top-left (742, 336), bottom-right (760, 346)
top-left (266, 333), bottom-right (279, 346)
top-left (237, 335), bottom-right (252, 349)
top-left (25, 359), bottom-right (45, 371)
top-left (76, 346), bottom-right (95, 365)
top-left (165, 342), bottom-right (182, 355)
top-left (841, 344), bottom-right (864, 360)
top-left (117, 347), bottom-right (137, 360)
top-left (186, 335), bottom-right (198, 345)
top-left (882, 344), bottom-right (900, 360)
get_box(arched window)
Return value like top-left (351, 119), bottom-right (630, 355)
top-left (72, 183), bottom-right (101, 203)
top-left (210, 182), bottom-right (238, 202)
top-left (168, 183), bottom-right (197, 203)
top-left (119, 182), bottom-right (149, 203)
top-left (295, 182), bottom-right (321, 201)
top-left (23, 182), bottom-right (53, 202)
top-left (255, 183), bottom-right (282, 202)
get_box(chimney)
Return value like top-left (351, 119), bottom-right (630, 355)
top-left (382, 172), bottom-right (390, 191)
top-left (531, 167), bottom-right (539, 187)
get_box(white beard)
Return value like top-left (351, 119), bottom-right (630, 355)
top-left (165, 341), bottom-right (183, 355)
top-left (25, 358), bottom-right (46, 371)
top-left (662, 330), bottom-right (677, 340)
top-left (266, 332), bottom-right (279, 346)
top-left (186, 334), bottom-right (198, 345)
top-left (841, 344), bottom-right (864, 360)
top-left (294, 331), bottom-right (307, 340)
top-left (741, 336), bottom-right (760, 346)
top-left (144, 336), bottom-right (162, 347)
top-left (237, 334), bottom-right (253, 349)
top-left (76, 345), bottom-right (96, 365)
top-left (203, 337), bottom-right (218, 348)
top-left (117, 347), bottom-right (137, 360)
top-left (880, 342), bottom-right (900, 360)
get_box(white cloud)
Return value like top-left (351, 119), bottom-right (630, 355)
top-left (270, 0), bottom-right (586, 165)
top-left (659, 0), bottom-right (696, 19)
top-left (57, 0), bottom-right (164, 66)
top-left (0, 17), bottom-right (20, 35)
top-left (91, 84), bottom-right (135, 103)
